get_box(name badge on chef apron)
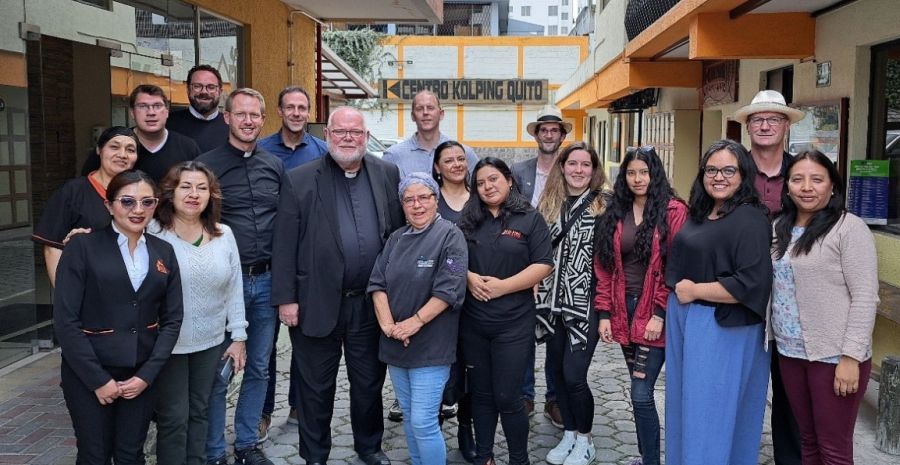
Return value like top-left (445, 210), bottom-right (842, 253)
top-left (417, 256), bottom-right (435, 268)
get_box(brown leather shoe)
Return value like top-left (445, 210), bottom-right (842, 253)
top-left (544, 399), bottom-right (563, 428)
top-left (523, 398), bottom-right (535, 415)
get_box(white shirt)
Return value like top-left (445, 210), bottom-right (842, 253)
top-left (189, 105), bottom-right (220, 121)
top-left (111, 223), bottom-right (149, 292)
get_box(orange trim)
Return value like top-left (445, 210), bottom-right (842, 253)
top-left (0, 51), bottom-right (26, 88)
top-left (82, 328), bottom-right (114, 335)
top-left (625, 0), bottom-right (746, 60)
top-left (689, 12), bottom-right (815, 59)
top-left (146, 321), bottom-right (159, 330)
top-left (87, 171), bottom-right (108, 200)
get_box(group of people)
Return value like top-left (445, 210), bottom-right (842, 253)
top-left (39, 68), bottom-right (878, 465)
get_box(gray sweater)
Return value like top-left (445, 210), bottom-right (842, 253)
top-left (768, 213), bottom-right (879, 362)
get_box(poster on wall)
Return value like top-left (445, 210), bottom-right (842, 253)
top-left (788, 98), bottom-right (849, 181)
top-left (848, 160), bottom-right (890, 225)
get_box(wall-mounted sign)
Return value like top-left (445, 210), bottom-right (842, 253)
top-left (848, 160), bottom-right (889, 225)
top-left (816, 61), bottom-right (832, 87)
top-left (379, 79), bottom-right (548, 104)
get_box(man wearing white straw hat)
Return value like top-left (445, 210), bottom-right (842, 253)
top-left (511, 104), bottom-right (572, 428)
top-left (734, 89), bottom-right (805, 465)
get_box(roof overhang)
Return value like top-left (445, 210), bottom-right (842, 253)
top-left (281, 0), bottom-right (443, 23)
top-left (320, 44), bottom-right (378, 100)
top-left (557, 56), bottom-right (702, 110)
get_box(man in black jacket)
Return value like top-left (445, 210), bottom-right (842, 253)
top-left (272, 106), bottom-right (404, 465)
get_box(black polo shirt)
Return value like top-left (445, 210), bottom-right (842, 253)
top-left (32, 176), bottom-right (111, 249)
top-left (464, 209), bottom-right (553, 323)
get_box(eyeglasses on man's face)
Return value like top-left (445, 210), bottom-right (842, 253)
top-left (230, 112), bottom-right (263, 122)
top-left (134, 103), bottom-right (166, 113)
top-left (114, 196), bottom-right (159, 210)
top-left (190, 83), bottom-right (221, 93)
top-left (329, 129), bottom-right (366, 139)
top-left (703, 165), bottom-right (739, 179)
top-left (748, 116), bottom-right (787, 127)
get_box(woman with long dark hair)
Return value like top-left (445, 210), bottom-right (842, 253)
top-left (32, 126), bottom-right (138, 286)
top-left (457, 157), bottom-right (553, 465)
top-left (770, 151), bottom-right (878, 464)
top-left (594, 146), bottom-right (687, 465)
top-left (664, 140), bottom-right (772, 465)
top-left (149, 161), bottom-right (248, 465)
top-left (54, 170), bottom-right (183, 464)
top-left (535, 142), bottom-right (606, 465)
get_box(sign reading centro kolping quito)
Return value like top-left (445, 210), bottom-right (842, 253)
top-left (380, 79), bottom-right (549, 105)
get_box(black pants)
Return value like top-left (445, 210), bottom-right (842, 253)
top-left (461, 313), bottom-right (533, 465)
top-left (771, 346), bottom-right (803, 465)
top-left (289, 294), bottom-right (386, 463)
top-left (443, 342), bottom-right (473, 426)
top-left (546, 310), bottom-right (599, 434)
top-left (154, 345), bottom-right (221, 465)
top-left (61, 359), bottom-right (157, 465)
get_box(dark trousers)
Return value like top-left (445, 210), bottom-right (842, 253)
top-left (61, 359), bottom-right (157, 465)
top-left (443, 345), bottom-right (473, 426)
top-left (461, 313), bottom-right (533, 465)
top-left (546, 311), bottom-right (599, 434)
top-left (264, 324), bottom-right (299, 414)
top-left (771, 345), bottom-right (804, 465)
top-left (289, 294), bottom-right (386, 463)
top-left (779, 356), bottom-right (871, 465)
top-left (155, 345), bottom-right (221, 465)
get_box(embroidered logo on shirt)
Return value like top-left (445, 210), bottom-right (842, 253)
top-left (501, 229), bottom-right (523, 240)
top-left (156, 259), bottom-right (169, 275)
top-left (445, 257), bottom-right (465, 274)
top-left (417, 256), bottom-right (435, 268)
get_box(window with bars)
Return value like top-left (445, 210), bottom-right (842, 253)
top-left (549, 5), bottom-right (558, 16)
top-left (521, 5), bottom-right (531, 16)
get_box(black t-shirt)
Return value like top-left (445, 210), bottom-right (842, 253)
top-left (166, 109), bottom-right (229, 153)
top-left (32, 176), bottom-right (110, 249)
top-left (665, 203), bottom-right (772, 326)
top-left (464, 208), bottom-right (553, 323)
top-left (621, 210), bottom-right (647, 296)
top-left (81, 131), bottom-right (200, 182)
top-left (438, 195), bottom-right (463, 224)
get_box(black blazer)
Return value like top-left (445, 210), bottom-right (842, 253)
top-left (53, 226), bottom-right (183, 391)
top-left (271, 154), bottom-right (404, 337)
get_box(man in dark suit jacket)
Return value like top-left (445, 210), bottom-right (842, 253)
top-left (272, 106), bottom-right (404, 465)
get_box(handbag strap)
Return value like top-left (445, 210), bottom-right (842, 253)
top-left (551, 190), bottom-right (598, 249)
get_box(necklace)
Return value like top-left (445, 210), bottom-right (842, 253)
top-left (192, 233), bottom-right (203, 247)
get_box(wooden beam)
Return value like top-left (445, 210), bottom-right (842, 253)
top-left (729, 0), bottom-right (771, 19)
top-left (625, 0), bottom-right (748, 60)
top-left (690, 12), bottom-right (815, 59)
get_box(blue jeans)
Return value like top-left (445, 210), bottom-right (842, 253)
top-left (522, 344), bottom-right (556, 401)
top-left (622, 294), bottom-right (666, 465)
top-left (389, 365), bottom-right (450, 465)
top-left (206, 271), bottom-right (276, 458)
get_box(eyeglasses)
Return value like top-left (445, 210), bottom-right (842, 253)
top-left (190, 83), bottom-right (221, 92)
top-left (626, 145), bottom-right (656, 155)
top-left (703, 166), bottom-right (739, 178)
top-left (134, 103), bottom-right (166, 112)
top-left (401, 193), bottom-right (435, 206)
top-left (330, 129), bottom-right (366, 138)
top-left (114, 196), bottom-right (159, 210)
top-left (230, 112), bottom-right (263, 122)
top-left (748, 116), bottom-right (787, 127)
top-left (538, 127), bottom-right (561, 135)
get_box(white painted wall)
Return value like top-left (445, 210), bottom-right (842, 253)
top-left (464, 46), bottom-right (517, 79)
top-left (1, 0), bottom-right (134, 54)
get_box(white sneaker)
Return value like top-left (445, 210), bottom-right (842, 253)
top-left (546, 430), bottom-right (577, 465)
top-left (563, 434), bottom-right (596, 465)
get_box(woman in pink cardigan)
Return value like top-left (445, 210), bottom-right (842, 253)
top-left (770, 150), bottom-right (879, 465)
top-left (594, 146), bottom-right (687, 465)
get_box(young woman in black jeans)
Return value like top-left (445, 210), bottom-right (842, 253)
top-left (535, 143), bottom-right (607, 465)
top-left (594, 146), bottom-right (688, 465)
top-left (457, 157), bottom-right (553, 465)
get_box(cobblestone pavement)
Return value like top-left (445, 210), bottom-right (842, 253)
top-left (0, 326), bottom-right (895, 464)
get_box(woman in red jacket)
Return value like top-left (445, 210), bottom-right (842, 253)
top-left (593, 146), bottom-right (687, 465)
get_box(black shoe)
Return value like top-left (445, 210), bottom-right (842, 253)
top-left (207, 456), bottom-right (228, 465)
top-left (457, 421), bottom-right (476, 463)
top-left (360, 451), bottom-right (391, 465)
top-left (387, 399), bottom-right (403, 422)
top-left (233, 446), bottom-right (274, 465)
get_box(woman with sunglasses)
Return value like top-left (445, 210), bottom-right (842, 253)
top-left (535, 142), bottom-right (607, 465)
top-left (33, 126), bottom-right (139, 287)
top-left (53, 170), bottom-right (183, 464)
top-left (664, 140), bottom-right (772, 465)
top-left (594, 146), bottom-right (687, 465)
top-left (148, 161), bottom-right (247, 465)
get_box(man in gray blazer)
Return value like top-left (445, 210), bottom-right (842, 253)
top-left (511, 105), bottom-right (572, 206)
top-left (509, 105), bottom-right (571, 427)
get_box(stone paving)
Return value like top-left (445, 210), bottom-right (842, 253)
top-left (0, 326), bottom-right (896, 464)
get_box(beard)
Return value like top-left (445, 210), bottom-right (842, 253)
top-left (190, 94), bottom-right (219, 114)
top-left (538, 139), bottom-right (562, 155)
top-left (328, 141), bottom-right (366, 166)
